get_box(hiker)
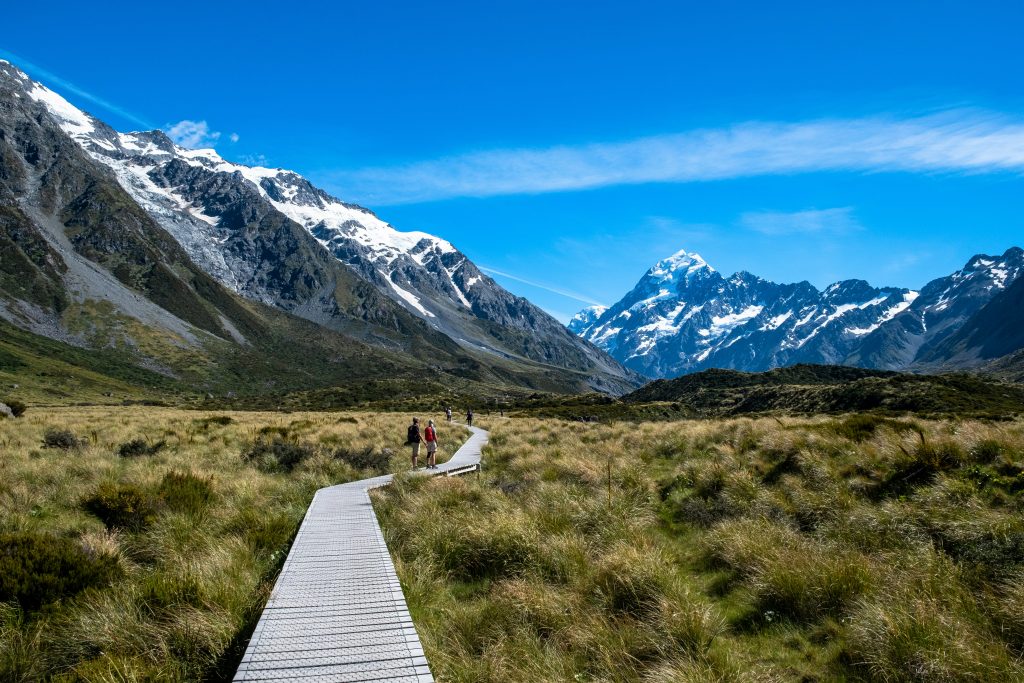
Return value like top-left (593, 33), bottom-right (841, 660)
top-left (445, 406), bottom-right (452, 423)
top-left (407, 417), bottom-right (422, 469)
top-left (424, 419), bottom-right (439, 469)
top-left (466, 408), bottom-right (473, 427)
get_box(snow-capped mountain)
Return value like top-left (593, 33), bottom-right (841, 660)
top-left (0, 60), bottom-right (638, 394)
top-left (572, 247), bottom-right (1024, 378)
top-left (568, 305), bottom-right (608, 335)
top-left (847, 248), bottom-right (1024, 370)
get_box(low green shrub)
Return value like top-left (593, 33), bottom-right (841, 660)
top-left (589, 543), bottom-right (670, 617)
top-left (707, 518), bottom-right (873, 622)
top-left (0, 532), bottom-right (121, 610)
top-left (42, 428), bottom-right (83, 450)
top-left (138, 573), bottom-right (206, 615)
top-left (193, 415), bottom-right (233, 429)
top-left (969, 439), bottom-right (1007, 465)
top-left (827, 414), bottom-right (920, 442)
top-left (117, 438), bottom-right (166, 458)
top-left (849, 578), bottom-right (1024, 681)
top-left (158, 471), bottom-right (215, 515)
top-left (227, 508), bottom-right (300, 559)
top-left (333, 446), bottom-right (385, 472)
top-left (425, 516), bottom-right (537, 581)
top-left (872, 440), bottom-right (966, 499)
top-left (82, 482), bottom-right (160, 531)
top-left (3, 398), bottom-right (27, 417)
top-left (241, 438), bottom-right (315, 473)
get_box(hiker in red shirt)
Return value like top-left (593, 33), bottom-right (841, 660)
top-left (424, 419), bottom-right (439, 469)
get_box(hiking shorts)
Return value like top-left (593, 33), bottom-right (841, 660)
top-left (411, 442), bottom-right (421, 457)
top-left (427, 441), bottom-right (437, 454)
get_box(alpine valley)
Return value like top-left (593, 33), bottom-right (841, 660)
top-left (0, 60), bottom-right (641, 404)
top-left (570, 246), bottom-right (1024, 379)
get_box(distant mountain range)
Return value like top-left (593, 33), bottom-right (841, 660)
top-left (0, 60), bottom-right (639, 401)
top-left (570, 245), bottom-right (1024, 379)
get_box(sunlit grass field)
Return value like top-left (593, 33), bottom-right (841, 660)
top-left (375, 415), bottom-right (1024, 682)
top-left (0, 406), bottom-right (465, 681)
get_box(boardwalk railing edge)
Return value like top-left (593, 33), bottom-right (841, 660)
top-left (233, 424), bottom-right (488, 682)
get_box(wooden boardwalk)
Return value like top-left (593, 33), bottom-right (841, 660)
top-left (234, 425), bottom-right (487, 682)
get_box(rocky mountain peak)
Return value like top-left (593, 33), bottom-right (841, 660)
top-left (568, 305), bottom-right (609, 335)
top-left (571, 243), bottom-right (1023, 378)
top-left (647, 248), bottom-right (714, 283)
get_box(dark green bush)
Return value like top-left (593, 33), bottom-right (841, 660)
top-left (828, 414), bottom-right (920, 442)
top-left (257, 425), bottom-right (290, 438)
top-left (117, 438), bottom-right (166, 458)
top-left (138, 573), bottom-right (205, 615)
top-left (0, 532), bottom-right (121, 610)
top-left (432, 522), bottom-right (536, 581)
top-left (226, 508), bottom-right (300, 559)
top-left (158, 471), bottom-right (215, 515)
top-left (242, 437), bottom-right (315, 473)
top-left (193, 415), bottom-right (233, 429)
top-left (42, 428), bottom-right (83, 450)
top-left (333, 446), bottom-right (384, 472)
top-left (970, 439), bottom-right (1006, 465)
top-left (872, 441), bottom-right (966, 499)
top-left (3, 399), bottom-right (26, 417)
top-left (83, 482), bottom-right (160, 531)
top-left (590, 549), bottom-right (669, 617)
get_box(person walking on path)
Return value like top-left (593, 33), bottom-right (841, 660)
top-left (445, 406), bottom-right (452, 423)
top-left (424, 419), bottom-right (439, 469)
top-left (407, 417), bottom-right (422, 469)
top-left (466, 408), bottom-right (473, 427)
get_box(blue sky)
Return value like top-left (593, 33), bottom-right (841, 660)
top-left (4, 1), bottom-right (1024, 321)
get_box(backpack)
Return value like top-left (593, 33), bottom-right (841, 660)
top-left (407, 424), bottom-right (419, 444)
top-left (425, 426), bottom-right (435, 442)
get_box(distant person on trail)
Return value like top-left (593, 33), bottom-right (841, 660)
top-left (446, 406), bottom-right (452, 423)
top-left (407, 417), bottom-right (422, 469)
top-left (466, 408), bottom-right (473, 427)
top-left (424, 419), bottom-right (439, 469)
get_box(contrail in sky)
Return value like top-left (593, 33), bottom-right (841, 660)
top-left (480, 266), bottom-right (606, 307)
top-left (0, 48), bottom-right (155, 129)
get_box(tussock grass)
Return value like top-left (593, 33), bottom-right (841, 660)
top-left (376, 414), bottom-right (1024, 681)
top-left (0, 406), bottom-right (460, 681)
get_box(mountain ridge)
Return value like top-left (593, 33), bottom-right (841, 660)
top-left (572, 245), bottom-right (1024, 378)
top-left (0, 59), bottom-right (640, 398)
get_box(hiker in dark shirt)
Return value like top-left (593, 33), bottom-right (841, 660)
top-left (466, 408), bottom-right (473, 427)
top-left (407, 417), bottom-right (422, 469)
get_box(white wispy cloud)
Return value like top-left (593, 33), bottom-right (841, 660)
top-left (323, 109), bottom-right (1024, 205)
top-left (229, 132), bottom-right (240, 143)
top-left (479, 266), bottom-right (606, 306)
top-left (240, 153), bottom-right (271, 167)
top-left (739, 207), bottom-right (862, 235)
top-left (0, 49), bottom-right (155, 129)
top-left (165, 120), bottom-right (222, 148)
